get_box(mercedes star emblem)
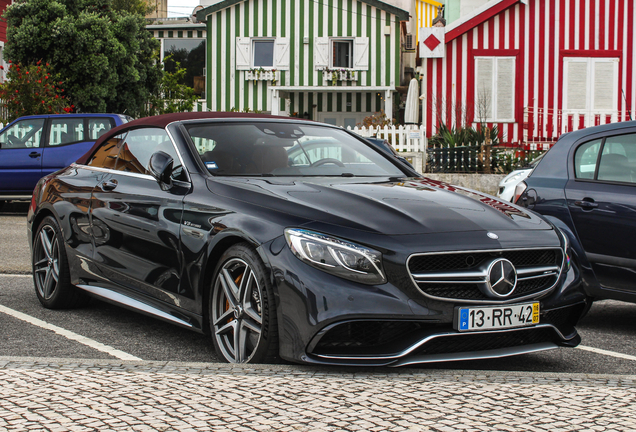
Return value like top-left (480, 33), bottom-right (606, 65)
top-left (486, 258), bottom-right (517, 297)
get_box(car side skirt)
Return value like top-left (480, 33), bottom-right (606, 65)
top-left (76, 284), bottom-right (202, 331)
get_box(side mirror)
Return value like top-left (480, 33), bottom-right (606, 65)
top-left (148, 151), bottom-right (174, 190)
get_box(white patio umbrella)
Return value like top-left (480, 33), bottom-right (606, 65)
top-left (404, 78), bottom-right (420, 125)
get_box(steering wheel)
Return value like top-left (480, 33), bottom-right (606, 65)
top-left (310, 158), bottom-right (346, 167)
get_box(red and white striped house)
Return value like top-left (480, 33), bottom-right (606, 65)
top-left (418, 0), bottom-right (635, 149)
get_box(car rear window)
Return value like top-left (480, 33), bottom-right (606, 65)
top-left (574, 139), bottom-right (602, 179)
top-left (88, 118), bottom-right (116, 140)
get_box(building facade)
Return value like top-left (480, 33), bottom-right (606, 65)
top-left (196, 0), bottom-right (409, 127)
top-left (418, 0), bottom-right (635, 146)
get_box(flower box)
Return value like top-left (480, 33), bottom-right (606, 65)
top-left (246, 70), bottom-right (278, 81)
top-left (322, 70), bottom-right (357, 84)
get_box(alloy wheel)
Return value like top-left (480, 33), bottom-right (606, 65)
top-left (33, 224), bottom-right (60, 301)
top-left (211, 257), bottom-right (264, 363)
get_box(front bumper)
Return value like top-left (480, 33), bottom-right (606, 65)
top-left (303, 303), bottom-right (583, 366)
top-left (268, 239), bottom-right (586, 366)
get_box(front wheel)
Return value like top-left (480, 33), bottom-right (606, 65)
top-left (32, 215), bottom-right (89, 309)
top-left (209, 243), bottom-right (278, 363)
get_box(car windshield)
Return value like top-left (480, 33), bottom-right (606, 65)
top-left (186, 122), bottom-right (405, 177)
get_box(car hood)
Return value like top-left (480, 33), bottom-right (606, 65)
top-left (207, 176), bottom-right (551, 235)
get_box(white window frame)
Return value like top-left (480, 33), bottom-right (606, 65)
top-left (474, 56), bottom-right (516, 123)
top-left (236, 37), bottom-right (290, 70)
top-left (252, 38), bottom-right (276, 68)
top-left (331, 38), bottom-right (354, 69)
top-left (314, 37), bottom-right (369, 71)
top-left (563, 57), bottom-right (619, 116)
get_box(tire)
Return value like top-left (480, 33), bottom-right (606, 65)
top-left (209, 243), bottom-right (279, 363)
top-left (32, 215), bottom-right (89, 309)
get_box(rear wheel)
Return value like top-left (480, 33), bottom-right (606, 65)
top-left (32, 216), bottom-right (89, 309)
top-left (209, 244), bottom-right (278, 363)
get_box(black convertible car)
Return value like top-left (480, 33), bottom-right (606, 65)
top-left (28, 112), bottom-right (587, 366)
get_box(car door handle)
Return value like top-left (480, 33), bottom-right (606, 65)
top-left (574, 200), bottom-right (599, 209)
top-left (29, 152), bottom-right (41, 158)
top-left (101, 179), bottom-right (118, 191)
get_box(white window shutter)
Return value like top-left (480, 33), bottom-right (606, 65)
top-left (565, 60), bottom-right (588, 110)
top-left (496, 58), bottom-right (515, 120)
top-left (353, 37), bottom-right (369, 70)
top-left (593, 60), bottom-right (617, 111)
top-left (314, 37), bottom-right (329, 69)
top-left (274, 37), bottom-right (290, 70)
top-left (236, 37), bottom-right (251, 70)
top-left (475, 58), bottom-right (493, 120)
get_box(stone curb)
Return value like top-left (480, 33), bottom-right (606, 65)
top-left (1, 356), bottom-right (635, 387)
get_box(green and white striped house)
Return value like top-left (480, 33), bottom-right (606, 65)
top-left (195, 0), bottom-right (409, 127)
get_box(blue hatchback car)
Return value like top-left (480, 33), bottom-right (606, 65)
top-left (0, 114), bottom-right (131, 207)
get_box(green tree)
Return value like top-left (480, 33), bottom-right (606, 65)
top-left (145, 55), bottom-right (199, 115)
top-left (112, 0), bottom-right (154, 15)
top-left (3, 0), bottom-right (162, 116)
top-left (0, 61), bottom-right (72, 123)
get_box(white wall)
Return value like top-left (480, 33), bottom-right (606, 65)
top-left (200, 0), bottom-right (225, 6)
top-left (459, 0), bottom-right (489, 18)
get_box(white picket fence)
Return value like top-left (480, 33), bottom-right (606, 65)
top-left (346, 125), bottom-right (427, 153)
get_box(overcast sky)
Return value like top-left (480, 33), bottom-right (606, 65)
top-left (167, 0), bottom-right (200, 17)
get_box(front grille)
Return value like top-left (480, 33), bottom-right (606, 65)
top-left (409, 249), bottom-right (560, 273)
top-left (421, 284), bottom-right (484, 300)
top-left (415, 327), bottom-right (557, 355)
top-left (407, 248), bottom-right (564, 303)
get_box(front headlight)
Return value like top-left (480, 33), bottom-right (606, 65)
top-left (284, 228), bottom-right (387, 285)
top-left (503, 172), bottom-right (523, 184)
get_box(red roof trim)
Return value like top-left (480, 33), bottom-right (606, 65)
top-left (446, 0), bottom-right (520, 43)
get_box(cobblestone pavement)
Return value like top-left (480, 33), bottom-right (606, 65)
top-left (0, 358), bottom-right (635, 431)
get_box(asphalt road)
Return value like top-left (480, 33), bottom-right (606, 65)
top-left (1, 200), bottom-right (636, 374)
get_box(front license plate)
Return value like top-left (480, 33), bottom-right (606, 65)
top-left (456, 302), bottom-right (539, 332)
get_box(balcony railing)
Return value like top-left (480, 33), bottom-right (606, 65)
top-left (522, 107), bottom-right (620, 150)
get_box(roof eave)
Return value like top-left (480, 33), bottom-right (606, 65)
top-left (197, 0), bottom-right (409, 22)
top-left (445, 0), bottom-right (521, 43)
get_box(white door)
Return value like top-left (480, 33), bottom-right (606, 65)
top-left (318, 112), bottom-right (373, 128)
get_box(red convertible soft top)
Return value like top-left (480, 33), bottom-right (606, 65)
top-left (75, 112), bottom-right (291, 165)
